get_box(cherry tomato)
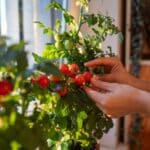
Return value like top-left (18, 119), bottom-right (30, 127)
top-left (31, 78), bottom-right (38, 84)
top-left (59, 64), bottom-right (70, 75)
top-left (69, 64), bottom-right (79, 74)
top-left (38, 75), bottom-right (49, 88)
top-left (58, 88), bottom-right (67, 96)
top-left (49, 75), bottom-right (61, 82)
top-left (83, 71), bottom-right (92, 82)
top-left (0, 80), bottom-right (13, 96)
top-left (74, 74), bottom-right (85, 86)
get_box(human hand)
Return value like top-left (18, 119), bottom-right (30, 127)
top-left (84, 57), bottom-right (135, 86)
top-left (83, 78), bottom-right (146, 118)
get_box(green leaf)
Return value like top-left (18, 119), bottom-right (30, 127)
top-left (83, 14), bottom-right (97, 26)
top-left (77, 111), bottom-right (88, 129)
top-left (32, 52), bottom-right (47, 63)
top-left (55, 19), bottom-right (61, 32)
top-left (63, 12), bottom-right (74, 24)
top-left (55, 102), bottom-right (68, 117)
top-left (46, 1), bottom-right (64, 11)
top-left (9, 112), bottom-right (16, 125)
top-left (10, 141), bottom-right (21, 150)
top-left (34, 21), bottom-right (45, 28)
top-left (61, 141), bottom-right (70, 150)
top-left (8, 41), bottom-right (26, 51)
top-left (16, 51), bottom-right (28, 72)
top-left (47, 139), bottom-right (56, 148)
top-left (36, 60), bottom-right (61, 76)
top-left (43, 28), bottom-right (53, 36)
top-left (42, 44), bottom-right (65, 59)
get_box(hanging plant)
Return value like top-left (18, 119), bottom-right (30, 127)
top-left (0, 1), bottom-right (122, 149)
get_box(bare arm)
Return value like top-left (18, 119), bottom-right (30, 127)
top-left (129, 77), bottom-right (150, 92)
top-left (84, 57), bottom-right (150, 92)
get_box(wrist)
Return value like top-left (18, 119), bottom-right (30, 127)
top-left (136, 89), bottom-right (150, 115)
top-left (125, 73), bottom-right (138, 87)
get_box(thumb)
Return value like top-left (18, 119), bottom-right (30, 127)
top-left (83, 86), bottom-right (105, 104)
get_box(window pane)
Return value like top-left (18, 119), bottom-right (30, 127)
top-left (0, 0), bottom-right (7, 35)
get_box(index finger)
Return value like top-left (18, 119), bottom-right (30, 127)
top-left (83, 86), bottom-right (105, 104)
top-left (84, 57), bottom-right (119, 68)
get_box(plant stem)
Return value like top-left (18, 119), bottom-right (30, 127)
top-left (76, 6), bottom-right (84, 35)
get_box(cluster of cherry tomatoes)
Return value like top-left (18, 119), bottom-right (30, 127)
top-left (31, 74), bottom-right (67, 96)
top-left (0, 64), bottom-right (92, 97)
top-left (31, 63), bottom-right (92, 96)
top-left (59, 64), bottom-right (92, 85)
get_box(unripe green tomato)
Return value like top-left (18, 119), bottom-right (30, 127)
top-left (64, 40), bottom-right (74, 50)
top-left (54, 34), bottom-right (62, 42)
top-left (55, 42), bottom-right (64, 49)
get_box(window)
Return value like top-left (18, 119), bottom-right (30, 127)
top-left (0, 0), bottom-right (7, 35)
top-left (0, 0), bottom-right (68, 66)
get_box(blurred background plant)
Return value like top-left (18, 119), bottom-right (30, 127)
top-left (0, 0), bottom-right (122, 149)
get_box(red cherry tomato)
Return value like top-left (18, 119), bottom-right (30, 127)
top-left (83, 71), bottom-right (92, 82)
top-left (38, 75), bottom-right (49, 88)
top-left (58, 88), bottom-right (67, 96)
top-left (31, 78), bottom-right (38, 84)
top-left (74, 74), bottom-right (85, 86)
top-left (69, 64), bottom-right (79, 74)
top-left (49, 75), bottom-right (61, 82)
top-left (0, 80), bottom-right (13, 96)
top-left (59, 64), bottom-right (70, 75)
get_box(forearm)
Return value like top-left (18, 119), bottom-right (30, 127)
top-left (127, 75), bottom-right (150, 92)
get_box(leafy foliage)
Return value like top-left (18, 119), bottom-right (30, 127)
top-left (42, 1), bottom-right (119, 71)
top-left (0, 1), bottom-right (122, 149)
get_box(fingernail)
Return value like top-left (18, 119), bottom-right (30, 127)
top-left (93, 75), bottom-right (99, 79)
top-left (84, 62), bottom-right (88, 66)
top-left (82, 86), bottom-right (90, 92)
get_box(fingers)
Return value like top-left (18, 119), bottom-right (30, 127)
top-left (91, 78), bottom-right (113, 91)
top-left (97, 74), bottom-right (115, 83)
top-left (84, 57), bottom-right (119, 68)
top-left (83, 86), bottom-right (105, 104)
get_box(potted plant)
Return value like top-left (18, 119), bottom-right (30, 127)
top-left (0, 0), bottom-right (121, 149)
